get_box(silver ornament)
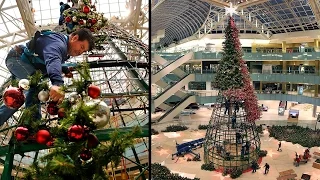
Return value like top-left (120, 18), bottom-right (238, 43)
top-left (86, 100), bottom-right (110, 129)
top-left (18, 79), bottom-right (30, 90)
top-left (68, 92), bottom-right (80, 104)
top-left (38, 90), bottom-right (49, 102)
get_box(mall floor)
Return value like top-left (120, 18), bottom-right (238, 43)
top-left (151, 101), bottom-right (320, 180)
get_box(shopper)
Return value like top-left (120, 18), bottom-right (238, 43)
top-left (277, 141), bottom-right (282, 151)
top-left (264, 163), bottom-right (270, 174)
top-left (0, 28), bottom-right (95, 126)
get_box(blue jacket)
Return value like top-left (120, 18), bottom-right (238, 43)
top-left (26, 32), bottom-right (69, 86)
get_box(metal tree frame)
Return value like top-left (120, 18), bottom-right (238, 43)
top-left (204, 96), bottom-right (261, 171)
top-left (0, 23), bottom-right (149, 180)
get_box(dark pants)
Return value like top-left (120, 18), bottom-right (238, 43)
top-left (264, 168), bottom-right (269, 174)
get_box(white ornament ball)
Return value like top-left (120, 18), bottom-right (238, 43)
top-left (86, 100), bottom-right (110, 129)
top-left (18, 79), bottom-right (30, 90)
top-left (68, 92), bottom-right (80, 104)
top-left (72, 16), bottom-right (77, 22)
top-left (38, 90), bottom-right (49, 102)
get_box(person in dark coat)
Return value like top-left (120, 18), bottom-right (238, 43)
top-left (231, 114), bottom-right (236, 129)
top-left (235, 101), bottom-right (239, 113)
top-left (59, 2), bottom-right (71, 25)
top-left (277, 141), bottom-right (282, 151)
top-left (224, 99), bottom-right (230, 115)
top-left (264, 163), bottom-right (270, 174)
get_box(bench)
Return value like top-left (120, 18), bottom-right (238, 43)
top-left (277, 173), bottom-right (297, 180)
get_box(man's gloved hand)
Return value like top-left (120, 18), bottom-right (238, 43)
top-left (49, 85), bottom-right (65, 103)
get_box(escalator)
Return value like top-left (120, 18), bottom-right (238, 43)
top-left (154, 95), bottom-right (196, 124)
top-left (153, 54), bottom-right (186, 78)
top-left (153, 74), bottom-right (195, 107)
top-left (152, 52), bottom-right (193, 83)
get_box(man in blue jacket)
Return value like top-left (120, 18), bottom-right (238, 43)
top-left (0, 28), bottom-right (95, 125)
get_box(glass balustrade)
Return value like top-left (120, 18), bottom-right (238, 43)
top-left (153, 51), bottom-right (320, 61)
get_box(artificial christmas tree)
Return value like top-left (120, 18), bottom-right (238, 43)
top-left (203, 15), bottom-right (261, 175)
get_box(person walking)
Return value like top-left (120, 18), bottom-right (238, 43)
top-left (264, 163), bottom-right (270, 174)
top-left (277, 141), bottom-right (282, 151)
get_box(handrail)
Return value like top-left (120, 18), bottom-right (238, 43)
top-left (153, 73), bottom-right (190, 99)
top-left (152, 54), bottom-right (185, 75)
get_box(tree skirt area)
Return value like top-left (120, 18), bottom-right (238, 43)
top-left (151, 129), bottom-right (320, 180)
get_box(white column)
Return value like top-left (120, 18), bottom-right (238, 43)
top-left (313, 104), bottom-right (317, 117)
top-left (206, 81), bottom-right (211, 90)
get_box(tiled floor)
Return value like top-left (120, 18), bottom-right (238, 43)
top-left (151, 103), bottom-right (320, 180)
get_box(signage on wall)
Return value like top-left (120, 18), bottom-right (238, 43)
top-left (297, 86), bottom-right (304, 95)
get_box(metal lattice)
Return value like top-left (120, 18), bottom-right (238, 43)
top-left (204, 96), bottom-right (261, 171)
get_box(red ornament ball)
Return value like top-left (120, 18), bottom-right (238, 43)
top-left (83, 5), bottom-right (90, 14)
top-left (91, 19), bottom-right (97, 25)
top-left (88, 85), bottom-right (101, 99)
top-left (80, 149), bottom-right (92, 161)
top-left (68, 125), bottom-right (85, 141)
top-left (78, 19), bottom-right (84, 25)
top-left (47, 101), bottom-right (59, 115)
top-left (46, 139), bottom-right (54, 147)
top-left (57, 108), bottom-right (66, 119)
top-left (14, 127), bottom-right (29, 141)
top-left (87, 133), bottom-right (99, 148)
top-left (65, 16), bottom-right (72, 23)
top-left (3, 87), bottom-right (25, 109)
top-left (36, 130), bottom-right (51, 144)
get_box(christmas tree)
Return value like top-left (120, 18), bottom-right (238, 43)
top-left (215, 16), bottom-right (260, 122)
top-left (203, 15), bottom-right (261, 175)
top-left (63, 0), bottom-right (107, 34)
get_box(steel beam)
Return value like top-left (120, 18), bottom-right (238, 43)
top-left (15, 0), bottom-right (36, 38)
top-left (238, 0), bottom-right (269, 8)
top-left (237, 14), bottom-right (270, 39)
top-left (308, 0), bottom-right (320, 28)
top-left (0, 126), bottom-right (149, 157)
